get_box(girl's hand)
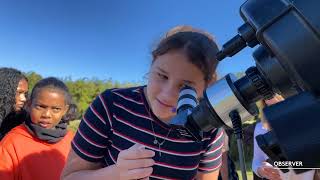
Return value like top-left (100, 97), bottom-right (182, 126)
top-left (116, 144), bottom-right (155, 180)
top-left (257, 162), bottom-right (282, 180)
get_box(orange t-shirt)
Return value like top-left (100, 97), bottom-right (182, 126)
top-left (0, 124), bottom-right (74, 180)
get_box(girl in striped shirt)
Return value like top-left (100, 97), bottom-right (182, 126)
top-left (62, 26), bottom-right (224, 180)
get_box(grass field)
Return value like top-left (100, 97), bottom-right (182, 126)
top-left (235, 161), bottom-right (254, 180)
top-left (237, 170), bottom-right (253, 180)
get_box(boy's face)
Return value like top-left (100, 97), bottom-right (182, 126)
top-left (14, 78), bottom-right (28, 112)
top-left (29, 88), bottom-right (68, 129)
top-left (146, 50), bottom-right (206, 121)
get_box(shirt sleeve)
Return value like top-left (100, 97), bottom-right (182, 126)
top-left (252, 122), bottom-right (268, 177)
top-left (198, 128), bottom-right (224, 173)
top-left (0, 142), bottom-right (15, 180)
top-left (71, 90), bottom-right (113, 163)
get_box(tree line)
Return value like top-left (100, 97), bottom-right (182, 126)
top-left (25, 72), bottom-right (141, 118)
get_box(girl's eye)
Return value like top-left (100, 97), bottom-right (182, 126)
top-left (35, 105), bottom-right (44, 110)
top-left (52, 108), bottom-right (62, 113)
top-left (158, 73), bottom-right (168, 80)
top-left (179, 83), bottom-right (193, 89)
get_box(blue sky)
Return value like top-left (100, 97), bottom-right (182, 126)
top-left (0, 0), bottom-right (256, 83)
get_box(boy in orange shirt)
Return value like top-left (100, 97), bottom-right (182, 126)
top-left (0, 77), bottom-right (77, 180)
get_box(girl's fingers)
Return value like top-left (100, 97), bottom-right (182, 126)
top-left (122, 158), bottom-right (155, 170)
top-left (125, 167), bottom-right (153, 180)
top-left (119, 144), bottom-right (155, 160)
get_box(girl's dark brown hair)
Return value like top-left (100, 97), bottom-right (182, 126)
top-left (0, 67), bottom-right (28, 124)
top-left (152, 26), bottom-right (219, 83)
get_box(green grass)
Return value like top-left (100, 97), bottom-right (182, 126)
top-left (235, 161), bottom-right (254, 180)
top-left (237, 170), bottom-right (253, 180)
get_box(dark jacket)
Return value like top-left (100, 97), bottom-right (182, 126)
top-left (0, 110), bottom-right (27, 140)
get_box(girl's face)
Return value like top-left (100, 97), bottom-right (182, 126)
top-left (14, 78), bottom-right (28, 112)
top-left (29, 88), bottom-right (68, 129)
top-left (146, 50), bottom-right (207, 122)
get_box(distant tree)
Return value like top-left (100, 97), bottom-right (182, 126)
top-left (25, 71), bottom-right (42, 91)
top-left (114, 81), bottom-right (121, 88)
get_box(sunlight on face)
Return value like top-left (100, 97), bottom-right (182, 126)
top-left (29, 88), bottom-right (68, 129)
top-left (146, 50), bottom-right (206, 122)
top-left (14, 78), bottom-right (28, 112)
